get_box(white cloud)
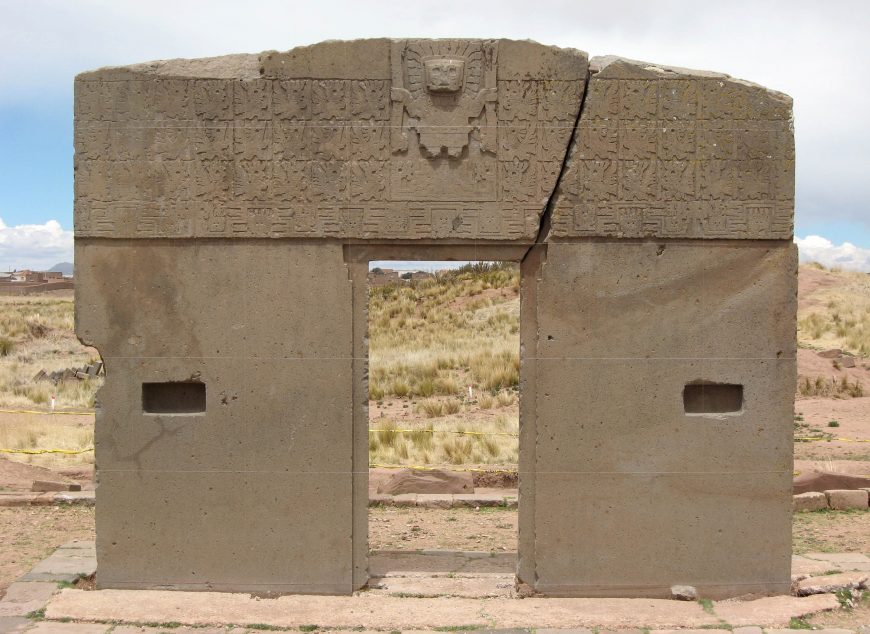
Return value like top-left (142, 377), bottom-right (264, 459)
top-left (0, 218), bottom-right (73, 272)
top-left (795, 235), bottom-right (870, 272)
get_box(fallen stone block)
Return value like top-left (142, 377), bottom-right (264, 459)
top-left (818, 349), bottom-right (843, 359)
top-left (670, 585), bottom-right (698, 601)
top-left (792, 491), bottom-right (827, 512)
top-left (795, 571), bottom-right (868, 595)
top-left (825, 489), bottom-right (869, 510)
top-left (31, 480), bottom-right (82, 493)
top-left (377, 468), bottom-right (473, 495)
top-left (840, 355), bottom-right (856, 368)
top-left (794, 470), bottom-right (870, 494)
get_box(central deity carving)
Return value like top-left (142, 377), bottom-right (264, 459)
top-left (391, 40), bottom-right (497, 159)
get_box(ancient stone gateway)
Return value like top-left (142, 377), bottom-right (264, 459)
top-left (74, 39), bottom-right (796, 598)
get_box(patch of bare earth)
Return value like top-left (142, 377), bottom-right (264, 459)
top-left (369, 506), bottom-right (517, 552)
top-left (0, 506), bottom-right (94, 599)
top-left (792, 510), bottom-right (870, 554)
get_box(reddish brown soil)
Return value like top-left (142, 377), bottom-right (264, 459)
top-left (797, 348), bottom-right (870, 387)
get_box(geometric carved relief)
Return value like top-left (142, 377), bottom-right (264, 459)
top-left (74, 39), bottom-right (587, 241)
top-left (550, 57), bottom-right (795, 239)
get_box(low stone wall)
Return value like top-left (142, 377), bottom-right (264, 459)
top-left (793, 489), bottom-right (870, 512)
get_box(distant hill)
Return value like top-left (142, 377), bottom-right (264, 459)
top-left (48, 262), bottom-right (73, 275)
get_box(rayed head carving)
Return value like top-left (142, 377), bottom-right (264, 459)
top-left (424, 57), bottom-right (465, 93)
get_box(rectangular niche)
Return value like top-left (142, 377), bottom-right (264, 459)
top-left (683, 382), bottom-right (743, 414)
top-left (142, 382), bottom-right (206, 415)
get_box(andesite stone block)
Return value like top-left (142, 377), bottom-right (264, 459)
top-left (75, 38), bottom-right (795, 597)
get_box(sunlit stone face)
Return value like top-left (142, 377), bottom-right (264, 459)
top-left (424, 58), bottom-right (464, 92)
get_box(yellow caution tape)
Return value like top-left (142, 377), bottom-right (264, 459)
top-left (370, 428), bottom-right (518, 437)
top-left (794, 436), bottom-right (870, 443)
top-left (0, 408), bottom-right (94, 416)
top-left (0, 447), bottom-right (94, 455)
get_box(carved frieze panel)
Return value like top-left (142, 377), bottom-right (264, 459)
top-left (551, 59), bottom-right (794, 239)
top-left (72, 41), bottom-right (585, 241)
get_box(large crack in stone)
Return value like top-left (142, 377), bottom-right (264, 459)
top-left (524, 65), bottom-right (594, 259)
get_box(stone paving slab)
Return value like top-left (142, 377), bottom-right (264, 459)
top-left (368, 574), bottom-right (515, 597)
top-left (370, 550), bottom-right (516, 576)
top-left (44, 590), bottom-right (724, 629)
top-left (0, 583), bottom-right (57, 617)
top-left (0, 616), bottom-right (30, 633)
top-left (712, 594), bottom-right (840, 626)
top-left (19, 545), bottom-right (96, 584)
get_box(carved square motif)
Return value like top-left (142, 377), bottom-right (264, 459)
top-left (145, 80), bottom-right (191, 120)
top-left (698, 80), bottom-right (749, 121)
top-left (273, 121), bottom-right (306, 160)
top-left (499, 122), bottom-right (538, 161)
top-left (349, 122), bottom-right (389, 160)
top-left (576, 123), bottom-right (618, 160)
top-left (349, 81), bottom-right (390, 120)
top-left (584, 80), bottom-right (620, 120)
top-left (350, 161), bottom-right (388, 202)
top-left (696, 123), bottom-right (738, 161)
top-left (659, 80), bottom-right (697, 120)
top-left (75, 124), bottom-right (111, 160)
top-left (272, 160), bottom-right (309, 202)
top-left (579, 160), bottom-right (618, 202)
top-left (273, 80), bottom-right (310, 120)
top-left (498, 81), bottom-right (538, 121)
top-left (234, 159), bottom-right (272, 201)
top-left (539, 81), bottom-right (581, 121)
top-left (737, 159), bottom-right (772, 200)
top-left (697, 160), bottom-right (739, 200)
top-left (620, 160), bottom-right (657, 201)
top-left (619, 121), bottom-right (657, 160)
top-left (108, 124), bottom-right (148, 161)
top-left (501, 159), bottom-right (538, 202)
top-left (658, 123), bottom-right (696, 160)
top-left (234, 80), bottom-right (272, 119)
top-left (75, 159), bottom-right (110, 202)
top-left (310, 80), bottom-right (348, 119)
top-left (309, 161), bottom-right (349, 203)
top-left (190, 159), bottom-right (232, 201)
top-left (621, 80), bottom-right (657, 119)
top-left (192, 80), bottom-right (234, 120)
top-left (234, 123), bottom-right (273, 160)
top-left (659, 160), bottom-right (695, 201)
top-left (190, 123), bottom-right (233, 160)
top-left (305, 122), bottom-right (349, 161)
top-left (151, 124), bottom-right (190, 161)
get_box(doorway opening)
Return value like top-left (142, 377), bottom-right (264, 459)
top-left (365, 259), bottom-right (521, 588)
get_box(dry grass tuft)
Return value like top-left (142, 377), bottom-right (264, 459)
top-left (798, 375), bottom-right (864, 398)
top-left (798, 265), bottom-right (870, 356)
top-left (0, 295), bottom-right (102, 409)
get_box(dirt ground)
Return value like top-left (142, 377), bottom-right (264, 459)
top-left (0, 506), bottom-right (94, 599)
top-left (792, 510), bottom-right (870, 554)
top-left (4, 506), bottom-right (868, 602)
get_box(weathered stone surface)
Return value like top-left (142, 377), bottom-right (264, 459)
top-left (669, 585), bottom-right (698, 601)
top-left (31, 480), bottom-right (81, 492)
top-left (825, 489), bottom-right (869, 510)
top-left (521, 241), bottom-right (795, 598)
top-left (0, 616), bottom-right (30, 633)
top-left (0, 582), bottom-right (57, 616)
top-left (712, 594), bottom-right (839, 626)
top-left (377, 468), bottom-right (473, 495)
top-left (75, 39), bottom-right (587, 243)
top-left (550, 56), bottom-right (793, 240)
top-left (795, 571), bottom-right (868, 595)
top-left (793, 491), bottom-right (828, 512)
top-left (75, 38), bottom-right (795, 598)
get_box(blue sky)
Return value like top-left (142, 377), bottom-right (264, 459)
top-left (1, 0), bottom-right (869, 270)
